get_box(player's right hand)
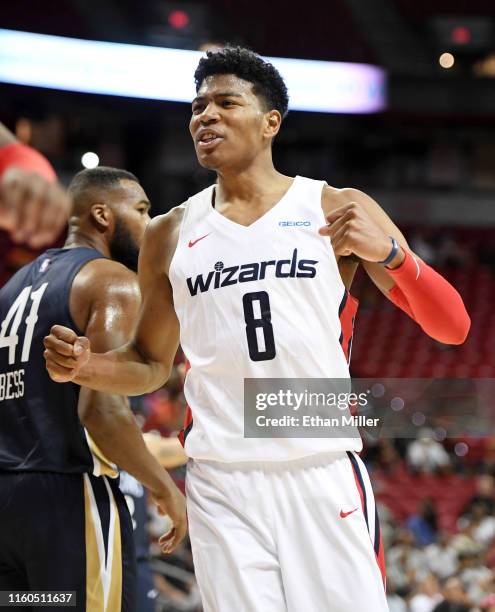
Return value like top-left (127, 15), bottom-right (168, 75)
top-left (44, 325), bottom-right (91, 383)
top-left (0, 167), bottom-right (69, 248)
top-left (152, 483), bottom-right (188, 554)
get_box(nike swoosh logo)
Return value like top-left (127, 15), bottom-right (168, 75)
top-left (188, 233), bottom-right (211, 248)
top-left (340, 508), bottom-right (358, 518)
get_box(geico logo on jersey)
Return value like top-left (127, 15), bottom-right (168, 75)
top-left (186, 248), bottom-right (318, 297)
top-left (278, 220), bottom-right (311, 227)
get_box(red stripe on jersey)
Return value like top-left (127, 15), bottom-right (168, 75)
top-left (179, 359), bottom-right (193, 448)
top-left (178, 430), bottom-right (185, 447)
top-left (349, 455), bottom-right (387, 591)
top-left (179, 406), bottom-right (193, 448)
top-left (338, 291), bottom-right (359, 364)
top-left (350, 458), bottom-right (366, 518)
top-left (376, 532), bottom-right (387, 589)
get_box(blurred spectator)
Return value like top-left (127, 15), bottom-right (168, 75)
top-left (407, 428), bottom-right (451, 474)
top-left (476, 572), bottom-right (495, 609)
top-left (480, 593), bottom-right (495, 611)
top-left (410, 574), bottom-right (443, 612)
top-left (481, 440), bottom-right (495, 478)
top-left (458, 551), bottom-right (493, 604)
top-left (436, 234), bottom-right (472, 270)
top-left (470, 504), bottom-right (495, 548)
top-left (432, 577), bottom-right (471, 612)
top-left (377, 502), bottom-right (397, 550)
top-left (363, 422), bottom-right (495, 612)
top-left (464, 476), bottom-right (495, 517)
top-left (451, 527), bottom-right (480, 559)
top-left (387, 529), bottom-right (428, 589)
top-left (407, 499), bottom-right (439, 546)
top-left (373, 439), bottom-right (402, 474)
top-left (411, 232), bottom-right (437, 265)
top-left (485, 540), bottom-right (495, 570)
top-left (142, 367), bottom-right (186, 435)
top-left (387, 578), bottom-right (409, 612)
top-left (425, 531), bottom-right (459, 580)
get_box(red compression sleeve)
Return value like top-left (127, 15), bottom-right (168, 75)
top-left (0, 142), bottom-right (56, 182)
top-left (386, 250), bottom-right (471, 345)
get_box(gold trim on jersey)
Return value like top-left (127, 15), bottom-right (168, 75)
top-left (84, 430), bottom-right (119, 478)
top-left (103, 477), bottom-right (123, 612)
top-left (84, 474), bottom-right (122, 612)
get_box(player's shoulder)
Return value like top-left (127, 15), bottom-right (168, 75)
top-left (141, 205), bottom-right (186, 275)
top-left (146, 205), bottom-right (185, 238)
top-left (77, 257), bottom-right (137, 282)
top-left (323, 184), bottom-right (367, 202)
top-left (322, 184), bottom-right (375, 212)
top-left (73, 258), bottom-right (139, 304)
top-left (70, 258), bottom-right (139, 332)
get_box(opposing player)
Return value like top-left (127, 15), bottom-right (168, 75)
top-left (0, 166), bottom-right (185, 611)
top-left (44, 49), bottom-right (470, 611)
top-left (0, 122), bottom-right (69, 247)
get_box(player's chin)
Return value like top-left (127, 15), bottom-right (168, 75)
top-left (196, 144), bottom-right (231, 169)
top-left (195, 150), bottom-right (223, 170)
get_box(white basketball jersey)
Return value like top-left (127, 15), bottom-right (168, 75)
top-left (169, 176), bottom-right (362, 462)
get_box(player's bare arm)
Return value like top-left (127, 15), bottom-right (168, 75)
top-left (44, 207), bottom-right (184, 393)
top-left (321, 186), bottom-right (470, 344)
top-left (72, 258), bottom-right (186, 553)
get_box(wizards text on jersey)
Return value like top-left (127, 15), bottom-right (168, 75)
top-left (186, 248), bottom-right (319, 297)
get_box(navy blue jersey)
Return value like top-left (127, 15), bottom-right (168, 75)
top-left (0, 247), bottom-right (115, 474)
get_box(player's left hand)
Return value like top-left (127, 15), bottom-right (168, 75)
top-left (153, 483), bottom-right (187, 555)
top-left (319, 201), bottom-right (394, 262)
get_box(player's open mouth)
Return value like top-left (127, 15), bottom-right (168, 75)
top-left (197, 132), bottom-right (224, 150)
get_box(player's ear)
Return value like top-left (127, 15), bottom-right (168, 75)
top-left (90, 203), bottom-right (112, 231)
top-left (263, 110), bottom-right (282, 140)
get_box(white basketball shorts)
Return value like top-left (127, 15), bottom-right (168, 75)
top-left (186, 451), bottom-right (388, 612)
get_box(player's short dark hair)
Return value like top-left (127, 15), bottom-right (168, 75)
top-left (68, 166), bottom-right (140, 195)
top-left (194, 46), bottom-right (289, 119)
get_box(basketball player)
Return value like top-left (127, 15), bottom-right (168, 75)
top-left (44, 48), bottom-right (470, 611)
top-left (0, 166), bottom-right (185, 611)
top-left (0, 122), bottom-right (69, 247)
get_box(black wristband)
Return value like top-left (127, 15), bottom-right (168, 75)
top-left (378, 236), bottom-right (399, 266)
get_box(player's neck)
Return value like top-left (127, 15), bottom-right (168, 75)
top-left (216, 161), bottom-right (289, 206)
top-left (64, 229), bottom-right (111, 258)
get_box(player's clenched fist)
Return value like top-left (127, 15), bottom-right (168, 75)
top-left (44, 325), bottom-right (90, 383)
top-left (319, 201), bottom-right (395, 263)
